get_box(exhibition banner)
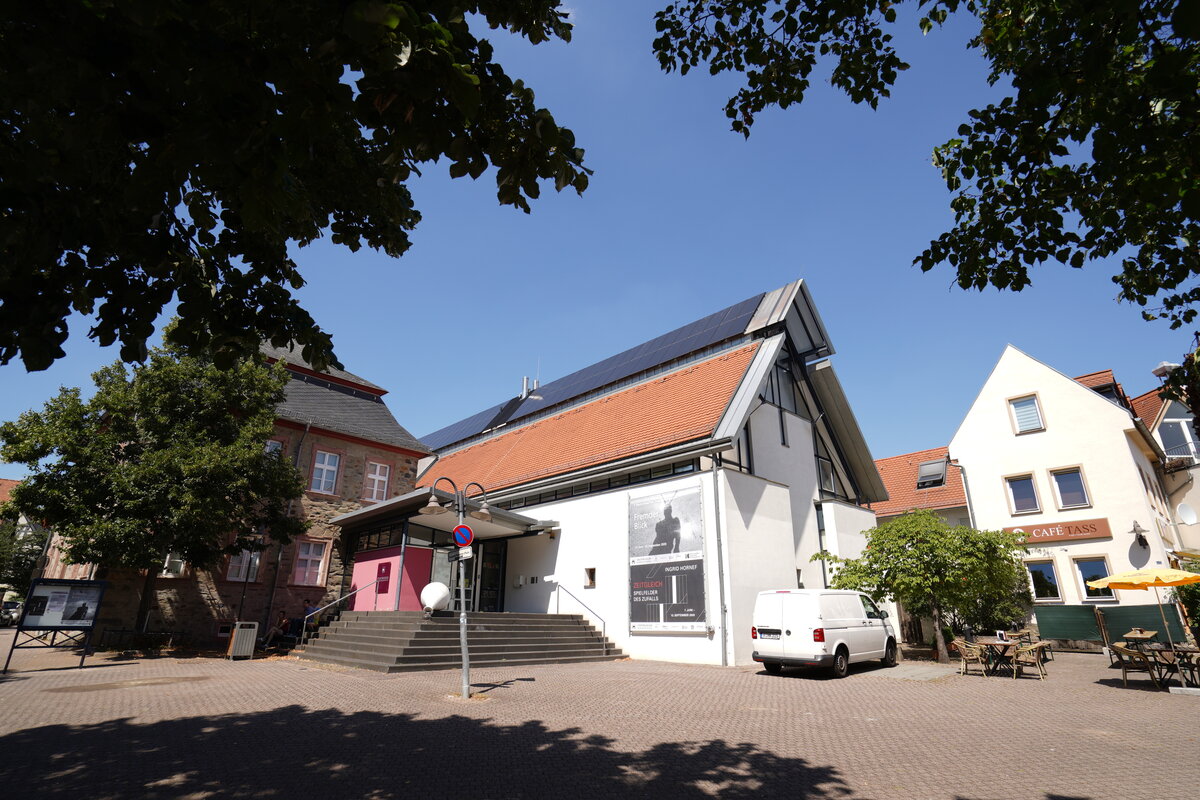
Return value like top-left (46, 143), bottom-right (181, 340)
top-left (19, 579), bottom-right (107, 631)
top-left (628, 487), bottom-right (706, 632)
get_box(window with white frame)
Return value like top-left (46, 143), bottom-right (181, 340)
top-left (1158, 401), bottom-right (1200, 462)
top-left (1051, 468), bottom-right (1090, 509)
top-left (310, 450), bottom-right (340, 494)
top-left (1009, 395), bottom-right (1044, 434)
top-left (365, 461), bottom-right (390, 502)
top-left (161, 552), bottom-right (186, 577)
top-left (227, 549), bottom-right (261, 582)
top-left (1006, 474), bottom-right (1040, 514)
top-left (1026, 561), bottom-right (1061, 601)
top-left (916, 459), bottom-right (947, 489)
top-left (1074, 557), bottom-right (1114, 600)
top-left (292, 540), bottom-right (327, 586)
top-left (265, 439), bottom-right (284, 457)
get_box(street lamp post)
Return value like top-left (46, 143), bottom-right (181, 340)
top-left (419, 477), bottom-right (492, 699)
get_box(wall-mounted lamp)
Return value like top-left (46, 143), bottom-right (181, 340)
top-left (1131, 521), bottom-right (1149, 548)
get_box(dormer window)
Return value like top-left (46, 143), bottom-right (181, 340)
top-left (1009, 395), bottom-right (1044, 434)
top-left (916, 460), bottom-right (947, 490)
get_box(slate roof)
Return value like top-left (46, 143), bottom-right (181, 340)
top-left (276, 373), bottom-right (429, 454)
top-left (419, 343), bottom-right (760, 493)
top-left (1130, 388), bottom-right (1165, 428)
top-left (261, 342), bottom-right (385, 393)
top-left (871, 446), bottom-right (967, 518)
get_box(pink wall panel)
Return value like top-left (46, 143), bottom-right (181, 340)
top-left (350, 546), bottom-right (434, 612)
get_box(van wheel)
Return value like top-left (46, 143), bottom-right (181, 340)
top-left (831, 647), bottom-right (849, 679)
top-left (882, 640), bottom-right (897, 667)
top-left (764, 661), bottom-right (782, 674)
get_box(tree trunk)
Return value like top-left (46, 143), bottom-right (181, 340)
top-left (135, 568), bottom-right (158, 632)
top-left (930, 598), bottom-right (950, 663)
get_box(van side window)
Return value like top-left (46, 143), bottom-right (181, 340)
top-left (860, 596), bottom-right (882, 619)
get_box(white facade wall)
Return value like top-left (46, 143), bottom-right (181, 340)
top-left (951, 347), bottom-right (1174, 607)
top-left (497, 400), bottom-right (878, 666)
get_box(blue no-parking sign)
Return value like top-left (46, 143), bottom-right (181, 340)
top-left (453, 524), bottom-right (474, 547)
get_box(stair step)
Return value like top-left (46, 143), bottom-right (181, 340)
top-left (297, 650), bottom-right (625, 673)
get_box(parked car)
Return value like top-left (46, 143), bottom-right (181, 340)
top-left (0, 600), bottom-right (23, 627)
top-left (751, 589), bottom-right (897, 678)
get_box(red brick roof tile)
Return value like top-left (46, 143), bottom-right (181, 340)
top-left (1074, 369), bottom-right (1115, 389)
top-left (420, 343), bottom-right (761, 493)
top-left (0, 478), bottom-right (16, 505)
top-left (1130, 388), bottom-right (1165, 427)
top-left (871, 446), bottom-right (967, 518)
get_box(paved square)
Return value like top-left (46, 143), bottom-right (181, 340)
top-left (0, 630), bottom-right (1195, 799)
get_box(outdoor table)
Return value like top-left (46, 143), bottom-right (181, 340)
top-left (1141, 643), bottom-right (1200, 688)
top-left (1122, 630), bottom-right (1159, 650)
top-left (974, 637), bottom-right (1018, 676)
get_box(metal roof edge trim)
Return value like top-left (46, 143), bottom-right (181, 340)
top-left (810, 361), bottom-right (888, 503)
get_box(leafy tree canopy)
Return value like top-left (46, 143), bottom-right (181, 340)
top-left (0, 1), bottom-right (589, 372)
top-left (0, 518), bottom-right (49, 598)
top-left (813, 510), bottom-right (1029, 662)
top-left (0, 342), bottom-right (307, 573)
top-left (653, 1), bottom-right (1200, 327)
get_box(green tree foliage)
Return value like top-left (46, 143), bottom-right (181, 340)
top-left (1171, 557), bottom-right (1200, 626)
top-left (813, 510), bottom-right (1029, 662)
top-left (0, 1), bottom-right (589, 372)
top-left (653, 1), bottom-right (1200, 326)
top-left (0, 345), bottom-right (307, 584)
top-left (0, 518), bottom-right (49, 598)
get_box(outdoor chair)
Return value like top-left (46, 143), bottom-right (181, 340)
top-left (953, 638), bottom-right (990, 677)
top-left (1109, 644), bottom-right (1173, 691)
top-left (1012, 641), bottom-right (1048, 680)
top-left (1175, 652), bottom-right (1199, 688)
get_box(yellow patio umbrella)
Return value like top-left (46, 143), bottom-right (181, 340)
top-left (1087, 568), bottom-right (1200, 649)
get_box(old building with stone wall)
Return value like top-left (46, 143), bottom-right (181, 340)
top-left (39, 345), bottom-right (428, 646)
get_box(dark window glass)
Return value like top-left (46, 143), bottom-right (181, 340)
top-left (1027, 563), bottom-right (1061, 600)
top-left (1076, 559), bottom-right (1114, 599)
top-left (1007, 476), bottom-right (1039, 513)
top-left (1053, 470), bottom-right (1089, 507)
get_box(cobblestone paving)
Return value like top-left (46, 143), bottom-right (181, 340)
top-left (0, 629), bottom-right (1196, 799)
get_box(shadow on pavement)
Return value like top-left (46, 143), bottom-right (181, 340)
top-left (1, 704), bottom-right (853, 798)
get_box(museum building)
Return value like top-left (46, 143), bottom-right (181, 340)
top-left (331, 279), bottom-right (888, 666)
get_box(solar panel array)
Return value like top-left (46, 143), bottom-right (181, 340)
top-left (421, 292), bottom-right (765, 451)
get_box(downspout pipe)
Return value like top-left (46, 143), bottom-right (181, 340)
top-left (710, 457), bottom-right (729, 667)
top-left (948, 455), bottom-right (976, 529)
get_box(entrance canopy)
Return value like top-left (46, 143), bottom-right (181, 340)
top-left (331, 487), bottom-right (551, 539)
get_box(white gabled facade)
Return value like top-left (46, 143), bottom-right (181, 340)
top-left (950, 346), bottom-right (1175, 608)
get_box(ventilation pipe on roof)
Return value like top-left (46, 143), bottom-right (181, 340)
top-left (520, 376), bottom-right (543, 401)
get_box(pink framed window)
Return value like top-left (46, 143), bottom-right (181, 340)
top-left (365, 462), bottom-right (390, 502)
top-left (293, 540), bottom-right (327, 586)
top-left (310, 450), bottom-right (340, 494)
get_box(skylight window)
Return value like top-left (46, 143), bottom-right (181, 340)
top-left (916, 460), bottom-right (947, 490)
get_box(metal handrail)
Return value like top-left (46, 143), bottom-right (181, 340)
top-left (554, 584), bottom-right (608, 655)
top-left (299, 579), bottom-right (380, 648)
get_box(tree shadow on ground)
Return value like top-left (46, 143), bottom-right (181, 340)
top-left (1, 704), bottom-right (853, 799)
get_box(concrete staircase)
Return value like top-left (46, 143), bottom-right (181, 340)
top-left (295, 610), bottom-right (623, 673)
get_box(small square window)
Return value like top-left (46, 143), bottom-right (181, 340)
top-left (1006, 475), bottom-right (1040, 514)
top-left (1010, 396), bottom-right (1044, 434)
top-left (1026, 562), bottom-right (1061, 601)
top-left (1051, 468), bottom-right (1089, 509)
top-left (161, 552), bottom-right (186, 578)
top-left (916, 460), bottom-right (947, 490)
top-left (265, 440), bottom-right (284, 457)
top-left (584, 568), bottom-right (596, 588)
top-left (1075, 558), bottom-right (1114, 600)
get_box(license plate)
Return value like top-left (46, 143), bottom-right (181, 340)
top-left (759, 629), bottom-right (781, 640)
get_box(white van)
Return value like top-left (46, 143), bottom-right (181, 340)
top-left (751, 589), bottom-right (897, 677)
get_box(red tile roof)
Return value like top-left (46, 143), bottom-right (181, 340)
top-left (1074, 369), bottom-right (1115, 389)
top-left (0, 478), bottom-right (16, 505)
top-left (871, 446), bottom-right (967, 518)
top-left (420, 343), bottom-right (761, 493)
top-left (1130, 388), bottom-right (1165, 427)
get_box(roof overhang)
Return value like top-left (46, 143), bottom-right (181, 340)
top-left (810, 360), bottom-right (888, 504)
top-left (330, 487), bottom-right (547, 538)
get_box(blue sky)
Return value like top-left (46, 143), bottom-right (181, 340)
top-left (0, 6), bottom-right (1190, 479)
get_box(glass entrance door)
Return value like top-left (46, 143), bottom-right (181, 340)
top-left (476, 540), bottom-right (507, 612)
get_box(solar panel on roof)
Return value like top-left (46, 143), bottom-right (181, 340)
top-left (420, 293), bottom-right (765, 450)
